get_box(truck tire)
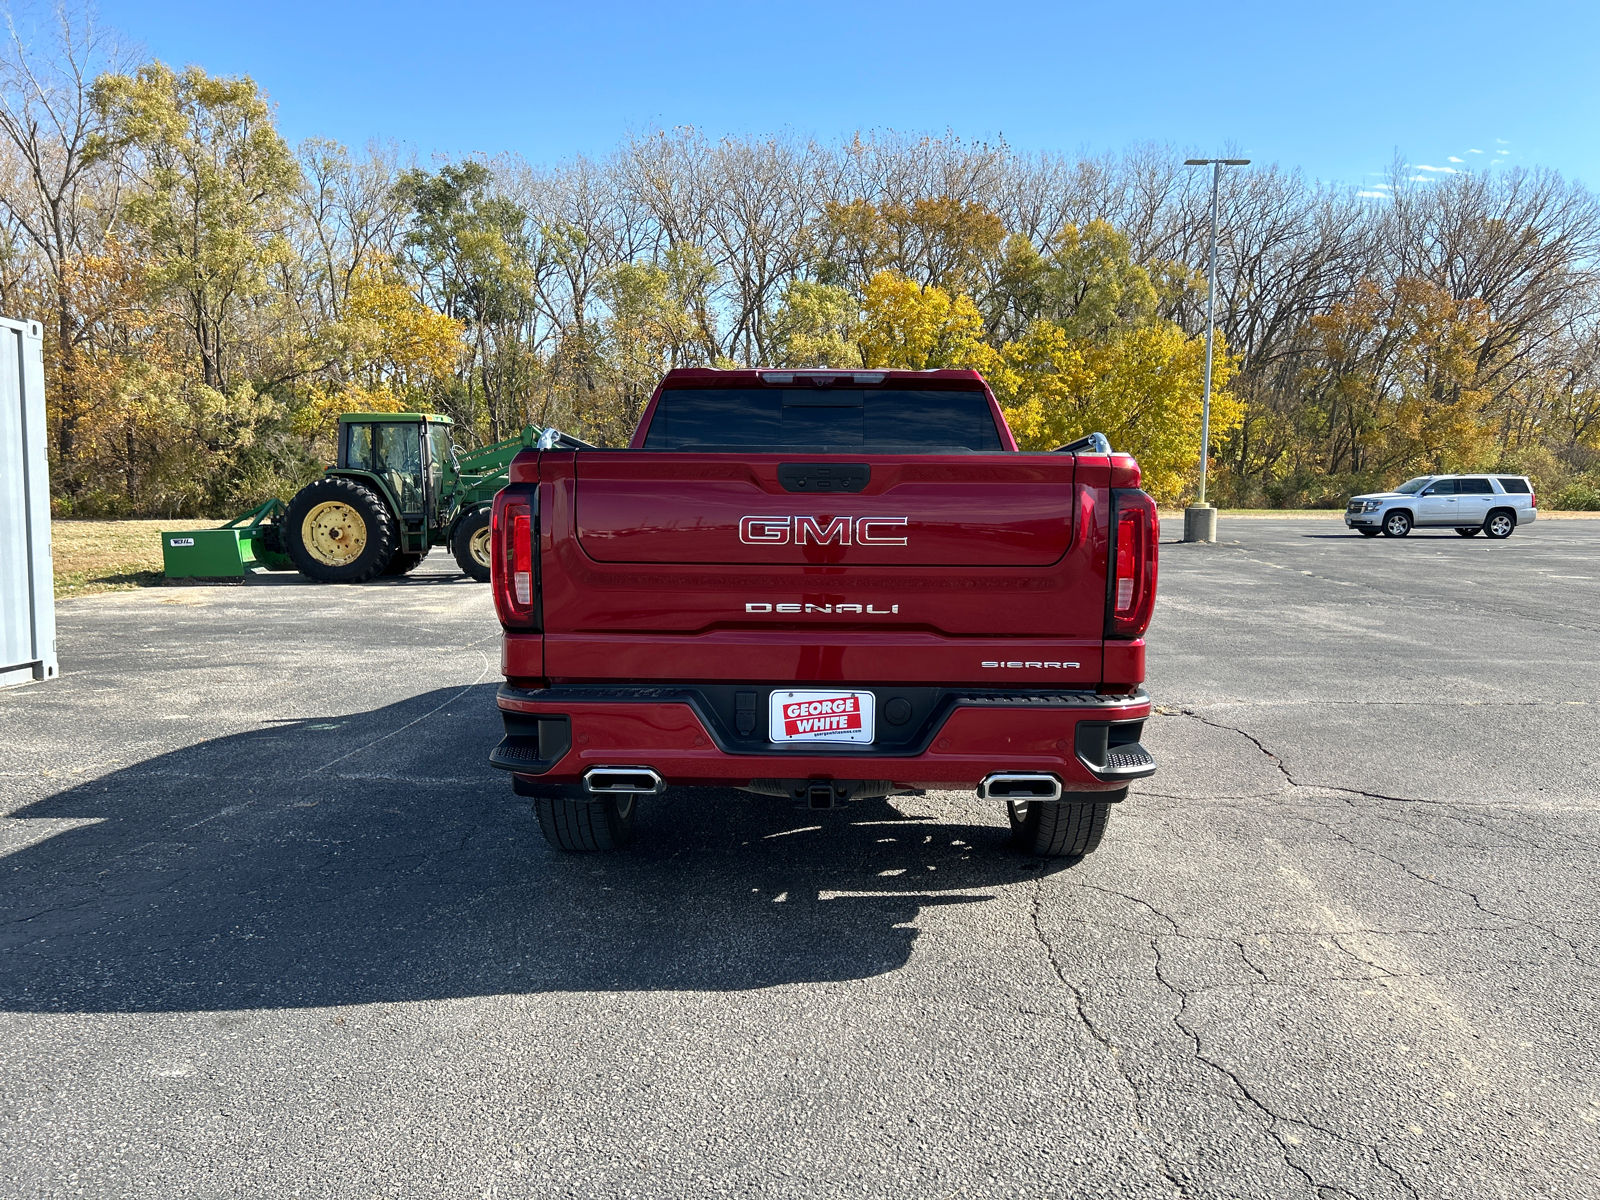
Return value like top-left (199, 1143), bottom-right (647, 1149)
top-left (1008, 798), bottom-right (1112, 858)
top-left (1484, 509), bottom-right (1516, 539)
top-left (1381, 510), bottom-right (1412, 538)
top-left (286, 477), bottom-right (398, 583)
top-left (383, 550), bottom-right (428, 575)
top-left (452, 509), bottom-right (493, 582)
top-left (533, 793), bottom-right (637, 851)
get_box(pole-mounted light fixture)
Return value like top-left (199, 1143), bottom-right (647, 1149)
top-left (1182, 157), bottom-right (1250, 543)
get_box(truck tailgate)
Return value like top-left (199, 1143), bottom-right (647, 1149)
top-left (573, 453), bottom-right (1076, 567)
top-left (533, 451), bottom-right (1114, 688)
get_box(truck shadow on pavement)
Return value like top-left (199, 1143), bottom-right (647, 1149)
top-left (1, 687), bottom-right (1056, 1013)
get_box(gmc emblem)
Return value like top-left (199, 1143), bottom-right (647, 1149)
top-left (739, 515), bottom-right (908, 546)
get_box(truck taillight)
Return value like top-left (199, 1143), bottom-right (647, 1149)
top-left (512, 512), bottom-right (532, 604)
top-left (492, 491), bottom-right (540, 628)
top-left (1108, 490), bottom-right (1158, 638)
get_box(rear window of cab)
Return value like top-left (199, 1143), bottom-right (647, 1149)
top-left (640, 387), bottom-right (1005, 453)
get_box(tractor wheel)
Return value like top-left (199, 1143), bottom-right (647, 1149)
top-left (383, 550), bottom-right (427, 575)
top-left (452, 509), bottom-right (493, 582)
top-left (285, 476), bottom-right (398, 584)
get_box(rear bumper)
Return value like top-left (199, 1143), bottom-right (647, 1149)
top-left (492, 683), bottom-right (1154, 793)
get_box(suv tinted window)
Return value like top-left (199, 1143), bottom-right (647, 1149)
top-left (1458, 478), bottom-right (1493, 494)
top-left (1497, 477), bottom-right (1531, 494)
top-left (1425, 479), bottom-right (1458, 495)
top-left (641, 388), bottom-right (1004, 452)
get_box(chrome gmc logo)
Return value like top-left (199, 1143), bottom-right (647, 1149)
top-left (739, 515), bottom-right (908, 545)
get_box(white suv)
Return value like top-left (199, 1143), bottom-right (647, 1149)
top-left (1345, 475), bottom-right (1537, 539)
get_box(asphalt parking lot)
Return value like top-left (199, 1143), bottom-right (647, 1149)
top-left (3, 515), bottom-right (1598, 1199)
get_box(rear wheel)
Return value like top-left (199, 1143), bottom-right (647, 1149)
top-left (1382, 510), bottom-right (1412, 538)
top-left (285, 476), bottom-right (397, 583)
top-left (1484, 509), bottom-right (1516, 539)
top-left (1455, 527), bottom-right (1481, 537)
top-left (1007, 797), bottom-right (1114, 858)
top-left (452, 509), bottom-right (493, 582)
top-left (1357, 528), bottom-right (1381, 538)
top-left (533, 792), bottom-right (637, 851)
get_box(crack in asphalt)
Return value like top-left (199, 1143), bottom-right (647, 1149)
top-left (1156, 701), bottom-right (1595, 854)
top-left (1027, 880), bottom-right (1190, 1198)
top-left (1156, 709), bottom-right (1594, 967)
top-left (1031, 877), bottom-right (1430, 1199)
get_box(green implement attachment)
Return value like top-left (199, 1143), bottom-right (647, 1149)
top-left (162, 500), bottom-right (295, 579)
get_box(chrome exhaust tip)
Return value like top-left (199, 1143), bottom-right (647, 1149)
top-left (582, 766), bottom-right (665, 795)
top-left (977, 772), bottom-right (1063, 802)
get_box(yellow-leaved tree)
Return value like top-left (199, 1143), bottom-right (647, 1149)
top-left (995, 321), bottom-right (1240, 504)
top-left (857, 270), bottom-right (1000, 374)
top-left (299, 259), bottom-right (464, 451)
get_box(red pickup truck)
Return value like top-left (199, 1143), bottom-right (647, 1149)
top-left (488, 368), bottom-right (1158, 858)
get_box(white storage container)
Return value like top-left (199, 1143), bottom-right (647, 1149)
top-left (0, 316), bottom-right (56, 688)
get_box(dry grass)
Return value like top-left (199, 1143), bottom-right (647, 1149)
top-left (50, 519), bottom-right (176, 597)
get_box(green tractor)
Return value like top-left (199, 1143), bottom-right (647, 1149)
top-left (162, 412), bottom-right (583, 584)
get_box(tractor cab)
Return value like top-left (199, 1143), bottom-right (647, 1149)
top-left (333, 413), bottom-right (456, 531)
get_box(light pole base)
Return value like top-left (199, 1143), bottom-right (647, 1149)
top-left (1183, 505), bottom-right (1217, 544)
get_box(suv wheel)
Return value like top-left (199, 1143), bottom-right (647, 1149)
top-left (1382, 510), bottom-right (1412, 538)
top-left (1484, 509), bottom-right (1516, 539)
top-left (1357, 528), bottom-right (1381, 538)
top-left (1454, 527), bottom-right (1481, 537)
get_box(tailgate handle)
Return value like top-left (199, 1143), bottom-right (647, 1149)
top-left (777, 463), bottom-right (871, 494)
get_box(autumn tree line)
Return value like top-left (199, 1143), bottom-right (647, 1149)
top-left (4, 9), bottom-right (1600, 516)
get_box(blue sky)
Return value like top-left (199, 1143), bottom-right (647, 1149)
top-left (86, 0), bottom-right (1600, 190)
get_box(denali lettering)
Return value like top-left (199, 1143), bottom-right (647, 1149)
top-left (981, 660), bottom-right (1081, 669)
top-left (738, 515), bottom-right (909, 545)
top-left (746, 602), bottom-right (900, 614)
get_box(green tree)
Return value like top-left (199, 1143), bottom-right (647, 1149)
top-left (91, 62), bottom-right (299, 392)
top-left (591, 244), bottom-right (719, 442)
top-left (394, 161), bottom-right (538, 439)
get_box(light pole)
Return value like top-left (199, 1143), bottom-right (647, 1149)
top-left (1182, 156), bottom-right (1249, 543)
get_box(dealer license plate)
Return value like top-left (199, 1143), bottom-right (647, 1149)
top-left (769, 690), bottom-right (876, 744)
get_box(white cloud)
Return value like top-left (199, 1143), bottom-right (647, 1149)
top-left (1496, 149), bottom-right (1510, 154)
top-left (1468, 148), bottom-right (1484, 154)
top-left (1495, 138), bottom-right (1510, 144)
top-left (1358, 190), bottom-right (1389, 198)
top-left (1448, 156), bottom-right (1465, 163)
top-left (1409, 175), bottom-right (1434, 182)
top-left (1413, 164), bottom-right (1459, 172)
